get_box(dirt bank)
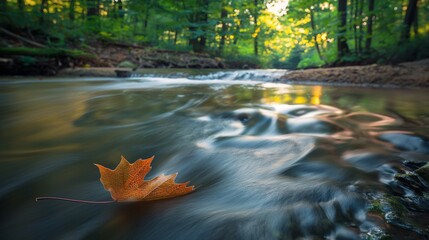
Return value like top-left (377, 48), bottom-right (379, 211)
top-left (280, 59), bottom-right (429, 88)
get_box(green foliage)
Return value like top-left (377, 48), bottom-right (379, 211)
top-left (0, 47), bottom-right (94, 59)
top-left (284, 0), bottom-right (429, 67)
top-left (383, 36), bottom-right (429, 63)
top-left (270, 54), bottom-right (289, 69)
top-left (18, 56), bottom-right (38, 66)
top-left (283, 46), bottom-right (304, 69)
top-left (269, 45), bottom-right (324, 70)
top-left (297, 50), bottom-right (325, 69)
top-left (1, 0), bottom-right (428, 68)
top-left (223, 53), bottom-right (261, 69)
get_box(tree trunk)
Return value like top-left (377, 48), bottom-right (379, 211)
top-left (353, 0), bottom-right (359, 54)
top-left (189, 26), bottom-right (199, 51)
top-left (86, 0), bottom-right (100, 32)
top-left (253, 0), bottom-right (259, 56)
top-left (358, 0), bottom-right (364, 53)
top-left (113, 0), bottom-right (124, 19)
top-left (365, 0), bottom-right (375, 51)
top-left (69, 0), bottom-right (75, 21)
top-left (337, 0), bottom-right (350, 58)
top-left (233, 20), bottom-right (241, 45)
top-left (87, 0), bottom-right (99, 17)
top-left (17, 0), bottom-right (25, 12)
top-left (189, 0), bottom-right (209, 53)
top-left (199, 0), bottom-right (209, 52)
top-left (400, 0), bottom-right (418, 42)
top-left (39, 0), bottom-right (47, 24)
top-left (218, 1), bottom-right (228, 54)
top-left (143, 0), bottom-right (152, 31)
top-left (413, 4), bottom-right (418, 36)
top-left (0, 0), bottom-right (7, 14)
top-left (310, 8), bottom-right (326, 63)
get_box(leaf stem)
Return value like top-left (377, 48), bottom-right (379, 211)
top-left (35, 196), bottom-right (115, 204)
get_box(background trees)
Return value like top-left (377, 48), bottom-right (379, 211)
top-left (283, 0), bottom-right (429, 67)
top-left (1, 0), bottom-right (428, 68)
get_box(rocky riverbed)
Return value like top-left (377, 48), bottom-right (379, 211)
top-left (57, 58), bottom-right (429, 89)
top-left (280, 59), bottom-right (429, 88)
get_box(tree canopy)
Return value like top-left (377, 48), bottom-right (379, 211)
top-left (1, 0), bottom-right (428, 68)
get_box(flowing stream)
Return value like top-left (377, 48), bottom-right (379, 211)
top-left (1, 70), bottom-right (429, 239)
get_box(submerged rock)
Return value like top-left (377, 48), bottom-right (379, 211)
top-left (368, 195), bottom-right (429, 238)
top-left (416, 163), bottom-right (429, 182)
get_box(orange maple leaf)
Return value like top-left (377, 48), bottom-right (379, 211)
top-left (94, 156), bottom-right (194, 202)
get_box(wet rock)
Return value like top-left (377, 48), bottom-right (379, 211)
top-left (404, 160), bottom-right (427, 170)
top-left (394, 172), bottom-right (428, 196)
top-left (114, 69), bottom-right (132, 78)
top-left (377, 132), bottom-right (429, 154)
top-left (117, 60), bottom-right (137, 69)
top-left (344, 152), bottom-right (403, 172)
top-left (416, 163), bottom-right (429, 182)
top-left (368, 195), bottom-right (428, 237)
top-left (368, 199), bottom-right (383, 215)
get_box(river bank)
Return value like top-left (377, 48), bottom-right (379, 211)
top-left (279, 59), bottom-right (429, 88)
top-left (56, 58), bottom-right (429, 89)
top-left (3, 38), bottom-right (428, 89)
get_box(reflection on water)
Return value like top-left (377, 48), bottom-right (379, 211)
top-left (0, 75), bottom-right (429, 239)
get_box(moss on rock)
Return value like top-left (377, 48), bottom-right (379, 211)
top-left (416, 163), bottom-right (429, 182)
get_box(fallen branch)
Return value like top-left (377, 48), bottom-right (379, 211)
top-left (0, 27), bottom-right (46, 48)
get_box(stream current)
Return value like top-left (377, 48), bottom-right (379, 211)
top-left (1, 70), bottom-right (428, 239)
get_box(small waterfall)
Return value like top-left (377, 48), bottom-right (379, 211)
top-left (191, 69), bottom-right (288, 81)
top-left (130, 69), bottom-right (288, 82)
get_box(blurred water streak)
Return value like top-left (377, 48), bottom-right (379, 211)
top-left (1, 73), bottom-right (428, 239)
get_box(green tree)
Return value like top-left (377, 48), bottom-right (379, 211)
top-left (400, 0), bottom-right (418, 42)
top-left (218, 0), bottom-right (230, 53)
top-left (87, 0), bottom-right (100, 17)
top-left (365, 0), bottom-right (375, 51)
top-left (337, 0), bottom-right (350, 58)
top-left (253, 0), bottom-right (260, 55)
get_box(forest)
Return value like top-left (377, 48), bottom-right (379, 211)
top-left (2, 1), bottom-right (429, 240)
top-left (0, 0), bottom-right (429, 69)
